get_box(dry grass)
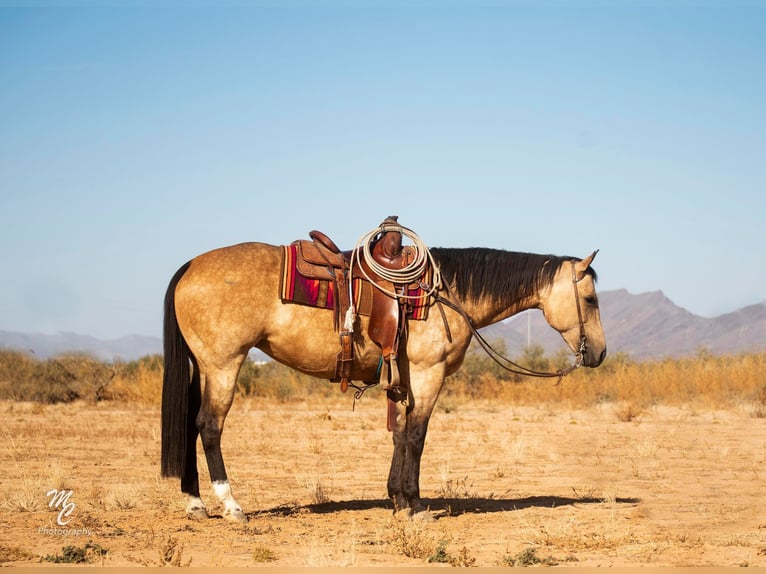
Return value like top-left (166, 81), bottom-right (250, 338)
top-left (2, 348), bottom-right (765, 413)
top-left (387, 520), bottom-right (439, 560)
top-left (444, 348), bottom-right (766, 412)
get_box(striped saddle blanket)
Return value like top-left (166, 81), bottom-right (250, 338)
top-left (279, 243), bottom-right (432, 320)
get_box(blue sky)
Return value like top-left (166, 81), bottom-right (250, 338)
top-left (1, 2), bottom-right (765, 340)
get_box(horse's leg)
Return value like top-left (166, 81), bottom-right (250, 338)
top-left (181, 363), bottom-right (208, 519)
top-left (387, 364), bottom-right (445, 520)
top-left (387, 399), bottom-right (408, 514)
top-left (196, 358), bottom-right (247, 523)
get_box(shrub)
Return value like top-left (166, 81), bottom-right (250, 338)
top-left (1, 345), bottom-right (764, 410)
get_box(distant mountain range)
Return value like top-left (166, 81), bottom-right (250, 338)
top-left (483, 289), bottom-right (766, 360)
top-left (0, 331), bottom-right (162, 362)
top-left (2, 289), bottom-right (765, 362)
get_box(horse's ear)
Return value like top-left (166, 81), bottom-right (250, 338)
top-left (575, 250), bottom-right (599, 280)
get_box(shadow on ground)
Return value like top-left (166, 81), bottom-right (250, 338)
top-left (249, 494), bottom-right (642, 519)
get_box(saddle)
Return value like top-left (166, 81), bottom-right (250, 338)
top-left (289, 216), bottom-right (417, 397)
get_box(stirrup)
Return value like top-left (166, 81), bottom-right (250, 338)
top-left (382, 356), bottom-right (407, 402)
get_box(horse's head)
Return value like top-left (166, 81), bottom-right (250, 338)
top-left (540, 250), bottom-right (607, 368)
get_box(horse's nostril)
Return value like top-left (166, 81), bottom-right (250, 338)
top-left (599, 348), bottom-right (607, 364)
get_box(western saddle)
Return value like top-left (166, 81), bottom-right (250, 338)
top-left (289, 216), bottom-right (422, 400)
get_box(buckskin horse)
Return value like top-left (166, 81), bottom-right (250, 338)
top-left (161, 222), bottom-right (606, 523)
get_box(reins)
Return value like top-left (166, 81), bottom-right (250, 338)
top-left (345, 221), bottom-right (590, 386)
top-left (435, 260), bottom-right (589, 384)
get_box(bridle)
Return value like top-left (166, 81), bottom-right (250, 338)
top-left (569, 259), bottom-right (589, 367)
top-left (435, 260), bottom-right (589, 383)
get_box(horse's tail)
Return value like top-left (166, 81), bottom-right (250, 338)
top-left (161, 261), bottom-right (194, 478)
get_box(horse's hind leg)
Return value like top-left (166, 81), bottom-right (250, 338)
top-left (181, 364), bottom-right (208, 519)
top-left (197, 359), bottom-right (247, 523)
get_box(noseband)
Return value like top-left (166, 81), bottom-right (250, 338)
top-left (436, 259), bottom-right (589, 382)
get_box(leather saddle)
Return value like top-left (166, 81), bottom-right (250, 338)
top-left (290, 216), bottom-right (417, 397)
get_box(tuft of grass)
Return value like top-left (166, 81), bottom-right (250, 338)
top-left (3, 477), bottom-right (44, 513)
top-left (252, 545), bottom-right (278, 563)
top-left (424, 538), bottom-right (477, 566)
top-left (448, 545), bottom-right (477, 567)
top-left (0, 545), bottom-right (34, 564)
top-left (437, 476), bottom-right (479, 500)
top-left (42, 542), bottom-right (108, 564)
top-left (157, 535), bottom-right (190, 567)
top-left (615, 403), bottom-right (643, 422)
top-left (302, 476), bottom-right (331, 505)
top-left (502, 547), bottom-right (562, 567)
top-left (388, 520), bottom-right (437, 560)
top-left (427, 539), bottom-right (450, 563)
top-left (108, 485), bottom-right (139, 510)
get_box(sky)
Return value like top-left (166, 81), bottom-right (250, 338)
top-left (1, 2), bottom-right (765, 340)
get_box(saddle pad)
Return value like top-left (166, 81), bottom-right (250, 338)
top-left (279, 244), bottom-right (432, 320)
top-left (280, 244), bottom-right (372, 313)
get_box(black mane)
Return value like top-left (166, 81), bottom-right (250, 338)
top-left (430, 247), bottom-right (597, 306)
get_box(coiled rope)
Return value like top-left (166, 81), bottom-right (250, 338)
top-left (344, 221), bottom-right (442, 331)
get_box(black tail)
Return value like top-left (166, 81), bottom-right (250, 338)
top-left (161, 261), bottom-right (194, 478)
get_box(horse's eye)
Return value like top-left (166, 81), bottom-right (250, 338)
top-left (584, 296), bottom-right (597, 306)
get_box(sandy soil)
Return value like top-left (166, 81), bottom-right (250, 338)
top-left (1, 395), bottom-right (765, 567)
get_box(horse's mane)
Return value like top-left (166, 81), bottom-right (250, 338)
top-left (430, 247), bottom-right (597, 305)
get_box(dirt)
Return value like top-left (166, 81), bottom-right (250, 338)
top-left (1, 395), bottom-right (765, 567)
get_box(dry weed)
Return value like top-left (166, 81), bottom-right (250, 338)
top-left (252, 545), bottom-right (277, 562)
top-left (0, 545), bottom-right (35, 564)
top-left (615, 403), bottom-right (643, 422)
top-left (387, 520), bottom-right (437, 560)
top-left (157, 535), bottom-right (191, 567)
top-left (502, 546), bottom-right (566, 566)
top-left (2, 476), bottom-right (45, 513)
top-left (108, 484), bottom-right (140, 510)
top-left (296, 474), bottom-right (332, 504)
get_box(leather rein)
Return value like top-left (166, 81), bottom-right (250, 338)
top-left (434, 260), bottom-right (588, 384)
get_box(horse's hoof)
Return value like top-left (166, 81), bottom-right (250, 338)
top-left (393, 507), bottom-right (413, 521)
top-left (186, 506), bottom-right (209, 521)
top-left (223, 508), bottom-right (248, 523)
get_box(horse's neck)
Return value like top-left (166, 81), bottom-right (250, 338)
top-left (459, 294), bottom-right (541, 329)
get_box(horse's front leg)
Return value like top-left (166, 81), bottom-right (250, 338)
top-left (387, 365), bottom-right (444, 521)
top-left (386, 397), bottom-right (409, 515)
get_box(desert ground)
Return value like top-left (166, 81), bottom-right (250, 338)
top-left (1, 393), bottom-right (765, 567)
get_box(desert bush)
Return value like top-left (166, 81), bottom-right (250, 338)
top-left (1, 345), bottom-right (764, 410)
top-left (0, 350), bottom-right (119, 403)
top-left (443, 345), bottom-right (766, 411)
top-left (109, 354), bottom-right (163, 404)
top-left (236, 360), bottom-right (337, 402)
top-left (42, 542), bottom-right (108, 564)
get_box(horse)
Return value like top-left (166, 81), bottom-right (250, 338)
top-left (161, 239), bottom-right (606, 523)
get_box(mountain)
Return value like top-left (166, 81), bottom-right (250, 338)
top-left (482, 289), bottom-right (766, 360)
top-left (0, 330), bottom-right (270, 362)
top-left (2, 289), bottom-right (765, 362)
top-left (0, 331), bottom-right (162, 361)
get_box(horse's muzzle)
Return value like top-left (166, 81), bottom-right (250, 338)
top-left (584, 347), bottom-right (607, 368)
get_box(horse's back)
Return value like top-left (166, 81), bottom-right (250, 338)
top-left (187, 241), bottom-right (281, 275)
